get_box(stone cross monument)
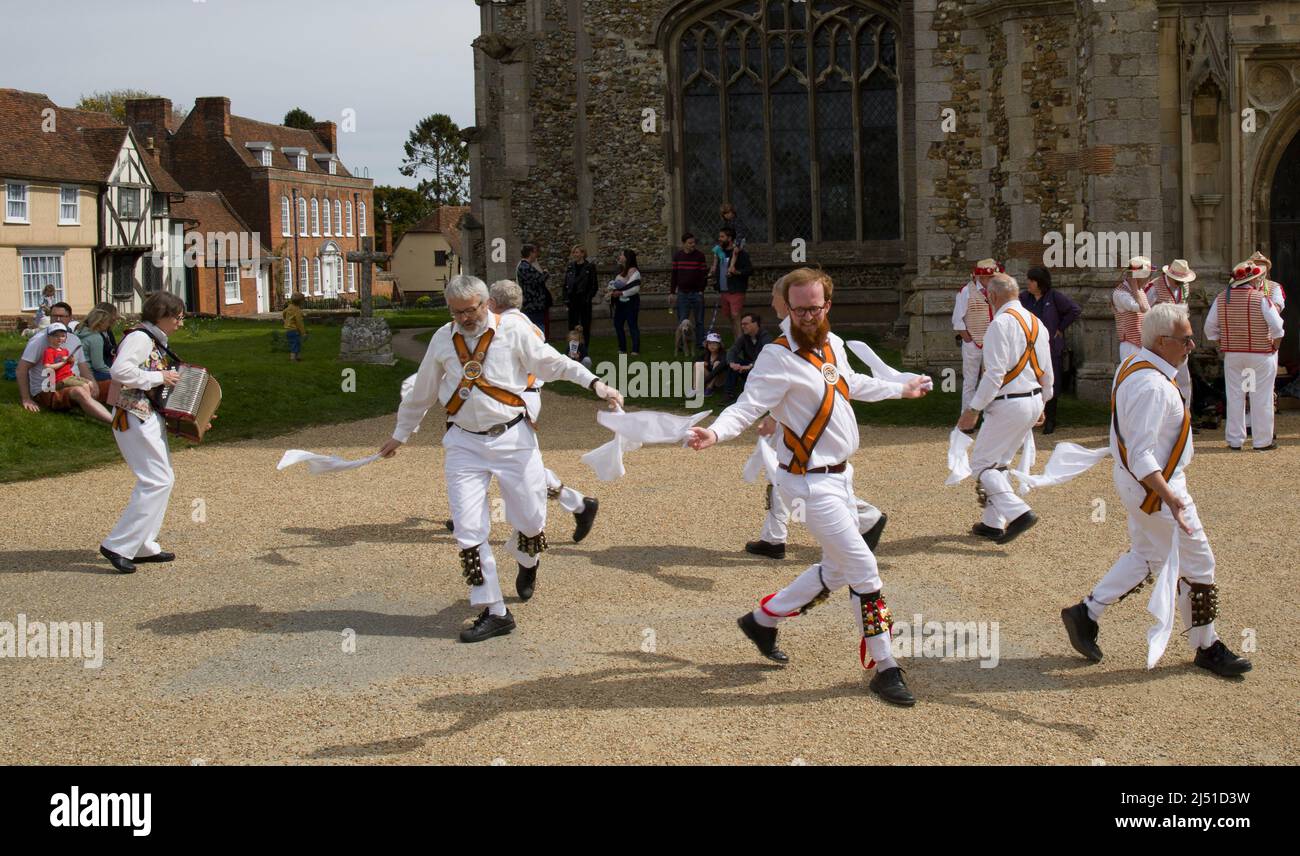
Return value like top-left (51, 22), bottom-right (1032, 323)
top-left (340, 237), bottom-right (395, 365)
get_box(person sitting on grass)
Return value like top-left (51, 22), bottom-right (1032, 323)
top-left (283, 293), bottom-right (307, 361)
top-left (17, 303), bottom-right (112, 424)
top-left (42, 324), bottom-right (92, 393)
top-left (77, 303), bottom-right (121, 382)
top-left (702, 331), bottom-right (729, 396)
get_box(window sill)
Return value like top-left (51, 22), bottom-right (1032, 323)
top-left (58, 220), bottom-right (80, 226)
top-left (224, 298), bottom-right (244, 305)
top-left (5, 218), bottom-right (31, 225)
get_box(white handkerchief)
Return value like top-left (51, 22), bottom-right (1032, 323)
top-left (945, 428), bottom-right (975, 485)
top-left (1010, 442), bottom-right (1112, 494)
top-left (845, 340), bottom-right (926, 385)
top-left (742, 433), bottom-right (781, 484)
top-left (582, 408), bottom-right (712, 482)
top-left (1011, 432), bottom-right (1037, 496)
top-left (277, 449), bottom-right (382, 475)
top-left (1145, 525), bottom-right (1181, 669)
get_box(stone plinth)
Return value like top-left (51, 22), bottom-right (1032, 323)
top-left (339, 317), bottom-right (396, 366)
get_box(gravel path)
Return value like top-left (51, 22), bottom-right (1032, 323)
top-left (1, 387), bottom-right (1295, 765)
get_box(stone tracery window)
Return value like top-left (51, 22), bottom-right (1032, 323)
top-left (676, 0), bottom-right (902, 245)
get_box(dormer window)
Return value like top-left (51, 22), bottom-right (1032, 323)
top-left (283, 147), bottom-right (309, 171)
top-left (261, 150), bottom-right (273, 167)
top-left (313, 153), bottom-right (339, 176)
top-left (245, 142), bottom-right (275, 167)
top-left (297, 154), bottom-right (307, 171)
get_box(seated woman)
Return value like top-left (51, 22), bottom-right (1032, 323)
top-left (77, 303), bottom-right (121, 383)
top-left (701, 331), bottom-right (729, 396)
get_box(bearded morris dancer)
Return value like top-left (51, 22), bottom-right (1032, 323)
top-left (379, 275), bottom-right (623, 643)
top-left (1061, 302), bottom-right (1252, 678)
top-left (1204, 260), bottom-right (1284, 451)
top-left (1144, 259), bottom-right (1197, 408)
top-left (1113, 256), bottom-right (1153, 363)
top-left (747, 273), bottom-right (887, 561)
top-left (958, 273), bottom-right (1053, 544)
top-left (687, 268), bottom-right (932, 707)
top-left (952, 259), bottom-right (1000, 411)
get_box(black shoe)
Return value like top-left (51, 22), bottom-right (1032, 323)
top-left (1042, 419), bottom-right (1056, 435)
top-left (516, 562), bottom-right (537, 601)
top-left (572, 497), bottom-right (598, 543)
top-left (997, 510), bottom-right (1038, 544)
top-left (444, 519), bottom-right (455, 532)
top-left (1193, 640), bottom-right (1252, 677)
top-left (745, 539), bottom-right (786, 560)
top-left (862, 514), bottom-right (888, 552)
top-left (868, 666), bottom-right (916, 707)
top-left (134, 551), bottom-right (175, 563)
top-left (1228, 445), bottom-right (1243, 451)
top-left (1254, 443), bottom-right (1278, 452)
top-left (1060, 602), bottom-right (1103, 662)
top-left (99, 545), bottom-right (135, 574)
top-left (459, 609), bottom-right (516, 643)
top-left (970, 522), bottom-right (1004, 540)
top-left (737, 613), bottom-right (788, 664)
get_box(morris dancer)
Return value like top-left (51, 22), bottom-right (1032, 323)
top-left (1249, 250), bottom-right (1286, 313)
top-left (1204, 260), bottom-right (1284, 451)
top-left (952, 259), bottom-right (1000, 410)
top-left (1144, 259), bottom-right (1197, 407)
top-left (1112, 256), bottom-right (1152, 363)
top-left (687, 268), bottom-right (932, 706)
top-left (379, 275), bottom-right (623, 643)
top-left (1061, 302), bottom-right (1252, 678)
top-left (99, 292), bottom-right (188, 574)
top-left (958, 272), bottom-right (1053, 544)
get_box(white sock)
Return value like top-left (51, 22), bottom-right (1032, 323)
top-left (488, 602), bottom-right (507, 617)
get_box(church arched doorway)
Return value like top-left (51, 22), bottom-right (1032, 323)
top-left (1269, 130), bottom-right (1300, 368)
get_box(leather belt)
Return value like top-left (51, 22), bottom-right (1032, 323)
top-left (524, 386), bottom-right (539, 392)
top-left (993, 388), bottom-right (1042, 401)
top-left (450, 414), bottom-right (526, 437)
top-left (779, 462), bottom-right (848, 475)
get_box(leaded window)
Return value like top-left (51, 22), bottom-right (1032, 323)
top-left (676, 0), bottom-right (901, 244)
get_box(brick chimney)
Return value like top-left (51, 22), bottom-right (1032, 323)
top-left (313, 121), bottom-right (337, 153)
top-left (194, 97), bottom-right (232, 138)
top-left (125, 97), bottom-right (173, 140)
top-left (384, 220), bottom-right (393, 255)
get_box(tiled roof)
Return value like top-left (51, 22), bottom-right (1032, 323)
top-left (226, 115), bottom-right (353, 177)
top-left (402, 205), bottom-right (470, 255)
top-left (171, 190), bottom-right (271, 260)
top-left (0, 89), bottom-right (122, 184)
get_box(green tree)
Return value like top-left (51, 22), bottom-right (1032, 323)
top-left (283, 108), bottom-right (317, 130)
top-left (373, 186), bottom-right (435, 246)
top-left (399, 114), bottom-right (469, 207)
top-left (77, 89), bottom-right (186, 125)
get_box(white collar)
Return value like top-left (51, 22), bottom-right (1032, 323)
top-left (140, 320), bottom-right (168, 346)
top-left (1135, 347), bottom-right (1178, 380)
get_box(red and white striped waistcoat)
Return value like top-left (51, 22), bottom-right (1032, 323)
top-left (1216, 288), bottom-right (1273, 354)
top-left (964, 283), bottom-right (992, 348)
top-left (1112, 281), bottom-right (1145, 347)
top-left (1146, 274), bottom-right (1186, 306)
top-left (1260, 279), bottom-right (1285, 306)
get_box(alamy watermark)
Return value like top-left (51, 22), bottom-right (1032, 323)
top-left (1042, 225), bottom-right (1152, 270)
top-left (891, 613), bottom-right (1000, 668)
top-left (0, 614), bottom-right (103, 669)
top-left (593, 354), bottom-right (706, 409)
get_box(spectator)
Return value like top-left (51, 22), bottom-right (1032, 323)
top-left (701, 331), bottom-right (729, 396)
top-left (16, 303), bottom-right (112, 424)
top-left (77, 303), bottom-right (121, 381)
top-left (671, 233), bottom-right (708, 350)
top-left (42, 324), bottom-right (92, 393)
top-left (719, 202), bottom-right (750, 249)
top-left (711, 227), bottom-right (753, 340)
top-left (283, 293), bottom-right (307, 361)
top-left (726, 311), bottom-right (771, 399)
top-left (607, 248), bottom-right (642, 356)
top-left (25, 283), bottom-right (58, 337)
top-left (563, 246), bottom-right (599, 358)
top-left (1020, 265), bottom-right (1082, 434)
top-left (517, 244), bottom-right (551, 336)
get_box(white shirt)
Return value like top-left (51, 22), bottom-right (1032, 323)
top-left (20, 327), bottom-right (88, 393)
top-left (708, 317), bottom-right (904, 470)
top-left (1110, 348), bottom-right (1192, 483)
top-left (394, 311), bottom-right (597, 441)
top-left (1203, 287), bottom-right (1285, 343)
top-left (111, 323), bottom-right (171, 391)
top-left (609, 269), bottom-right (641, 301)
top-left (951, 280), bottom-right (976, 332)
top-left (1264, 280), bottom-right (1286, 312)
top-left (970, 302), bottom-right (1055, 411)
top-left (1112, 278), bottom-right (1149, 313)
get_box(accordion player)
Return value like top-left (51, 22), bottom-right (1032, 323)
top-left (108, 328), bottom-right (221, 442)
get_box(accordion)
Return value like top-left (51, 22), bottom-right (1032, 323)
top-left (156, 364), bottom-right (222, 442)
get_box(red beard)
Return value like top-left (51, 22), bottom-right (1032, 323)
top-left (789, 317), bottom-right (831, 352)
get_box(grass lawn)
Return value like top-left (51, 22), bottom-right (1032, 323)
top-left (1, 319), bottom-right (418, 483)
top-left (377, 308), bottom-right (451, 330)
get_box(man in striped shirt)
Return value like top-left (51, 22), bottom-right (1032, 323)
top-left (671, 233), bottom-right (708, 352)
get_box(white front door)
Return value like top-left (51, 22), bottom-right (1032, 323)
top-left (322, 256), bottom-right (338, 298)
top-left (255, 266), bottom-right (267, 312)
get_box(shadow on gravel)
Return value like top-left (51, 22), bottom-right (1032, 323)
top-left (280, 517), bottom-right (456, 550)
top-left (0, 549), bottom-right (123, 575)
top-left (873, 534), bottom-right (1010, 559)
top-left (137, 601), bottom-right (471, 641)
top-left (547, 544), bottom-right (765, 591)
top-left (306, 650), bottom-right (840, 759)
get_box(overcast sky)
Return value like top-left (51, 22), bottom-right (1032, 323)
top-left (3, 0), bottom-right (480, 188)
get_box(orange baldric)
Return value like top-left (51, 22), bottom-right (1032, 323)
top-left (772, 335), bottom-right (851, 475)
top-left (999, 310), bottom-right (1046, 388)
top-left (445, 321), bottom-right (526, 415)
top-left (1110, 355), bottom-right (1192, 514)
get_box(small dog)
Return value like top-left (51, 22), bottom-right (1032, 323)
top-left (673, 317), bottom-right (694, 357)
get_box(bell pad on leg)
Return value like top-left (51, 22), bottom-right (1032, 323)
top-left (857, 589), bottom-right (893, 638)
top-left (459, 545), bottom-right (485, 587)
top-left (974, 465), bottom-right (1008, 508)
top-left (517, 530), bottom-right (548, 558)
top-left (1184, 580), bottom-right (1218, 627)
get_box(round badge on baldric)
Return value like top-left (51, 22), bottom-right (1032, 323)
top-left (822, 364), bottom-right (839, 385)
top-left (458, 387), bottom-right (471, 400)
top-left (463, 360), bottom-right (484, 380)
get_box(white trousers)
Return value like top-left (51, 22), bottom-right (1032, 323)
top-left (760, 463), bottom-right (881, 544)
top-left (960, 340), bottom-right (983, 411)
top-left (971, 396), bottom-right (1042, 528)
top-left (102, 412), bottom-right (173, 559)
top-left (1086, 468), bottom-right (1218, 651)
top-left (1223, 352), bottom-right (1277, 449)
top-left (444, 421), bottom-right (547, 609)
top-left (544, 468), bottom-right (585, 514)
top-left (753, 470), bottom-right (892, 668)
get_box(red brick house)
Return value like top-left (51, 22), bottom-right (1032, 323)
top-left (170, 191), bottom-right (272, 317)
top-left (125, 96), bottom-right (375, 312)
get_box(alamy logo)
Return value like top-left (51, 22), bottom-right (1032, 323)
top-left (593, 354), bottom-right (705, 408)
top-left (891, 613), bottom-right (1000, 668)
top-left (49, 787), bottom-right (151, 837)
top-left (1042, 225), bottom-right (1152, 270)
top-left (0, 614), bottom-right (103, 669)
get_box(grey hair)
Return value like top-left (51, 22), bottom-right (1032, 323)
top-left (489, 279), bottom-right (523, 310)
top-left (1141, 301), bottom-right (1189, 349)
top-left (988, 272), bottom-right (1019, 301)
top-left (445, 274), bottom-right (488, 303)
